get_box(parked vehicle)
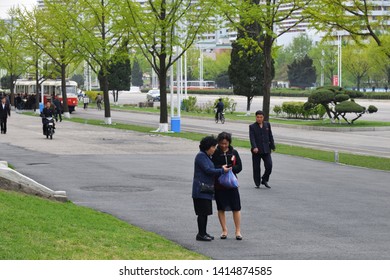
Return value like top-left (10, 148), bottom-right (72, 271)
top-left (146, 89), bottom-right (160, 101)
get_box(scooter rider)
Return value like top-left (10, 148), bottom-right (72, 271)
top-left (41, 101), bottom-right (55, 135)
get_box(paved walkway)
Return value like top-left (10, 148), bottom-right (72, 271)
top-left (1, 113), bottom-right (390, 259)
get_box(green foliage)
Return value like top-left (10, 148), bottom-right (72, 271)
top-left (367, 105), bottom-right (378, 114)
top-left (181, 96), bottom-right (198, 112)
top-left (334, 94), bottom-right (349, 103)
top-left (307, 86), bottom-right (378, 124)
top-left (131, 59), bottom-right (143, 87)
top-left (279, 101), bottom-right (325, 119)
top-left (228, 24), bottom-right (265, 99)
top-left (273, 105), bottom-right (282, 116)
top-left (71, 74), bottom-right (84, 88)
top-left (335, 100), bottom-right (365, 113)
top-left (85, 91), bottom-right (102, 102)
top-left (287, 55), bottom-right (317, 88)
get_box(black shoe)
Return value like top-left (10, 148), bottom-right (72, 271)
top-left (261, 181), bottom-right (271, 188)
top-left (236, 235), bottom-right (243, 240)
top-left (206, 233), bottom-right (214, 240)
top-left (196, 234), bottom-right (212, 241)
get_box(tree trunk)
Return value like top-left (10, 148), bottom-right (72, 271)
top-left (102, 72), bottom-right (111, 124)
top-left (156, 1), bottom-right (168, 132)
top-left (61, 63), bottom-right (70, 118)
top-left (35, 60), bottom-right (40, 111)
top-left (10, 73), bottom-right (15, 107)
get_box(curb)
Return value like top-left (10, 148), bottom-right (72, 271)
top-left (0, 161), bottom-right (67, 202)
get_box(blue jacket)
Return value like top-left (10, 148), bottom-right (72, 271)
top-left (192, 151), bottom-right (223, 200)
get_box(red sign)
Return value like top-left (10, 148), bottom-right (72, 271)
top-left (333, 75), bottom-right (339, 86)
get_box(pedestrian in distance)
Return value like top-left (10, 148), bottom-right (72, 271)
top-left (215, 98), bottom-right (224, 122)
top-left (0, 96), bottom-right (11, 134)
top-left (212, 132), bottom-right (243, 240)
top-left (83, 94), bottom-right (90, 110)
top-left (192, 135), bottom-right (231, 241)
top-left (53, 96), bottom-right (62, 122)
top-left (249, 110), bottom-right (275, 189)
top-left (95, 93), bottom-right (103, 111)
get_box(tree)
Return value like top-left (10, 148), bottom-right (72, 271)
top-left (228, 19), bottom-right (265, 114)
top-left (287, 55), bottom-right (317, 88)
top-left (71, 74), bottom-right (84, 89)
top-left (15, 4), bottom-right (81, 118)
top-left (342, 43), bottom-right (370, 91)
top-left (309, 41), bottom-right (338, 86)
top-left (64, 0), bottom-right (125, 124)
top-left (102, 41), bottom-right (131, 104)
top-left (131, 59), bottom-right (143, 87)
top-left (307, 0), bottom-right (390, 59)
top-left (275, 33), bottom-right (313, 82)
top-left (215, 71), bottom-right (231, 88)
top-left (0, 14), bottom-right (27, 106)
top-left (306, 86), bottom-right (377, 124)
top-left (117, 0), bottom-right (217, 132)
top-left (220, 0), bottom-right (312, 121)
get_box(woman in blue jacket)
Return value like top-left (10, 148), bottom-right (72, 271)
top-left (192, 136), bottom-right (230, 241)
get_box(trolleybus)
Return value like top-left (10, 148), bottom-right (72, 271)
top-left (14, 79), bottom-right (78, 113)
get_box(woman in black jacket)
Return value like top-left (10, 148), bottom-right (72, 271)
top-left (212, 132), bottom-right (243, 240)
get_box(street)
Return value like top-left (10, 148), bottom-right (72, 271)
top-left (1, 113), bottom-right (390, 259)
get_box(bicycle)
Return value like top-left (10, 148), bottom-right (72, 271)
top-left (215, 111), bottom-right (225, 124)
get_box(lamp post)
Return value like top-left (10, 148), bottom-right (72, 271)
top-left (337, 34), bottom-right (342, 87)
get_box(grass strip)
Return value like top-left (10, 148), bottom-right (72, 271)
top-left (0, 189), bottom-right (208, 260)
top-left (69, 117), bottom-right (390, 172)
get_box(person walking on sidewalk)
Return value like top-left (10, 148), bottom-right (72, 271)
top-left (83, 94), bottom-right (90, 110)
top-left (192, 136), bottom-right (231, 241)
top-left (0, 96), bottom-right (11, 134)
top-left (212, 132), bottom-right (243, 240)
top-left (53, 96), bottom-right (62, 122)
top-left (249, 110), bottom-right (275, 189)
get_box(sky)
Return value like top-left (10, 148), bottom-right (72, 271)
top-left (0, 0), bottom-right (36, 19)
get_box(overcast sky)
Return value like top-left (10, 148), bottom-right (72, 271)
top-left (0, 0), bottom-right (36, 19)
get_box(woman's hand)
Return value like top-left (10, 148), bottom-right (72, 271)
top-left (222, 165), bottom-right (232, 173)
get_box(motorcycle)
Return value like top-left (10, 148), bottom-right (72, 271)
top-left (43, 117), bottom-right (55, 139)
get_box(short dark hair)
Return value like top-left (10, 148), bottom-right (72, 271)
top-left (199, 136), bottom-right (218, 152)
top-left (217, 131), bottom-right (232, 144)
top-left (255, 110), bottom-right (264, 116)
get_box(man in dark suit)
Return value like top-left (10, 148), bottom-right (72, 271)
top-left (0, 96), bottom-right (11, 134)
top-left (249, 110), bottom-right (275, 188)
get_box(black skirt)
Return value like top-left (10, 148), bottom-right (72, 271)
top-left (215, 188), bottom-right (241, 211)
top-left (193, 198), bottom-right (213, 216)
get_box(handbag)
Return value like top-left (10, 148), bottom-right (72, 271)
top-left (218, 169), bottom-right (239, 188)
top-left (199, 182), bottom-right (215, 194)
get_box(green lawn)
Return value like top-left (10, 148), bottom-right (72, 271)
top-left (0, 189), bottom-right (208, 260)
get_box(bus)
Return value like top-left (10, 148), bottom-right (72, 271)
top-left (173, 80), bottom-right (216, 90)
top-left (14, 79), bottom-right (79, 113)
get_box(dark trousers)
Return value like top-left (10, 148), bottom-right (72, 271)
top-left (55, 110), bottom-right (62, 122)
top-left (252, 152), bottom-right (273, 186)
top-left (197, 215), bottom-right (208, 236)
top-left (1, 118), bottom-right (7, 133)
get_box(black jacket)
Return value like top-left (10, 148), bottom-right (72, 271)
top-left (212, 146), bottom-right (242, 190)
top-left (249, 121), bottom-right (275, 154)
top-left (0, 103), bottom-right (11, 120)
